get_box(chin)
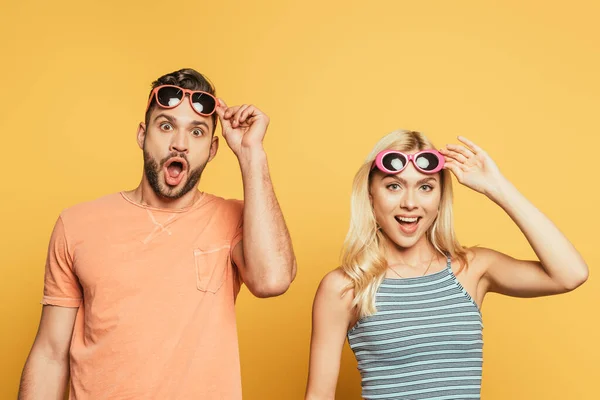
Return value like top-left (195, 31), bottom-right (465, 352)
top-left (155, 182), bottom-right (185, 199)
top-left (394, 239), bottom-right (420, 249)
top-left (383, 233), bottom-right (420, 250)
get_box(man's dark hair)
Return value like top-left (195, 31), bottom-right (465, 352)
top-left (145, 68), bottom-right (217, 132)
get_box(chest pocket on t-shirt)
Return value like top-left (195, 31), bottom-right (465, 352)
top-left (193, 243), bottom-right (230, 293)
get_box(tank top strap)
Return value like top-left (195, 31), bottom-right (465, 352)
top-left (444, 251), bottom-right (452, 269)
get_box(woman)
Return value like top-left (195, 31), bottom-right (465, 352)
top-left (305, 130), bottom-right (588, 400)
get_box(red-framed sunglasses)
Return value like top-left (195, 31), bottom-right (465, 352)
top-left (145, 85), bottom-right (218, 116)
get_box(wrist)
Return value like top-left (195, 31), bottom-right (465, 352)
top-left (486, 176), bottom-right (517, 205)
top-left (237, 146), bottom-right (267, 169)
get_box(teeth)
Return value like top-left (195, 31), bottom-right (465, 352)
top-left (397, 217), bottom-right (418, 223)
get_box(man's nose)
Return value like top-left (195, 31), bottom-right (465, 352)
top-left (170, 129), bottom-right (189, 154)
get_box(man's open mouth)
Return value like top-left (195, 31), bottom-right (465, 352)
top-left (163, 158), bottom-right (188, 186)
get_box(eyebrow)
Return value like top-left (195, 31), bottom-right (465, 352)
top-left (153, 113), bottom-right (211, 130)
top-left (383, 175), bottom-right (439, 185)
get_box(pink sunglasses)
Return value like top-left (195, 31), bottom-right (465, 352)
top-left (145, 85), bottom-right (217, 116)
top-left (372, 150), bottom-right (445, 174)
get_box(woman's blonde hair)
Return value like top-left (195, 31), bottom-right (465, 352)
top-left (341, 129), bottom-right (468, 318)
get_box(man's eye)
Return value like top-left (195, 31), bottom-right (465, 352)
top-left (160, 123), bottom-right (173, 131)
top-left (191, 128), bottom-right (204, 137)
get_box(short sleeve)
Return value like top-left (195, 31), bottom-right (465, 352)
top-left (41, 215), bottom-right (82, 307)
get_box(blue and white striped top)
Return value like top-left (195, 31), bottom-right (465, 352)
top-left (347, 255), bottom-right (483, 399)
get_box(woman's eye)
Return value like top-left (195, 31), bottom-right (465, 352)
top-left (387, 183), bottom-right (401, 190)
top-left (420, 184), bottom-right (433, 191)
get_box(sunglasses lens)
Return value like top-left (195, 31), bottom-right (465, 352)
top-left (382, 153), bottom-right (407, 172)
top-left (191, 92), bottom-right (216, 115)
top-left (157, 86), bottom-right (184, 107)
top-left (415, 152), bottom-right (440, 171)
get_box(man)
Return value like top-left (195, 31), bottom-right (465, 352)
top-left (18, 68), bottom-right (297, 399)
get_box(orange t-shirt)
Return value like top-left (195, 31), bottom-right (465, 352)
top-left (42, 191), bottom-right (244, 399)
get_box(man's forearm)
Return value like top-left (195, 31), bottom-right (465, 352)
top-left (238, 147), bottom-right (296, 296)
top-left (18, 351), bottom-right (70, 400)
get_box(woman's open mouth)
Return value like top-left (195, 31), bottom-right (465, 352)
top-left (395, 216), bottom-right (421, 234)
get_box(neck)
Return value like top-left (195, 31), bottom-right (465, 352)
top-left (128, 175), bottom-right (201, 210)
top-left (384, 235), bottom-right (439, 267)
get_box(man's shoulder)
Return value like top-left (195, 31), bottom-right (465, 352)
top-left (59, 192), bottom-right (124, 221)
top-left (201, 193), bottom-right (243, 214)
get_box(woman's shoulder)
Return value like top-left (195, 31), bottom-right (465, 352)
top-left (321, 267), bottom-right (351, 285)
top-left (314, 268), bottom-right (357, 327)
top-left (317, 268), bottom-right (355, 301)
top-left (463, 246), bottom-right (507, 273)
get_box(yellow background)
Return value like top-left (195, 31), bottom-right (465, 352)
top-left (1, 0), bottom-right (599, 398)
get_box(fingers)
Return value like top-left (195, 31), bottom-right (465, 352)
top-left (238, 105), bottom-right (257, 125)
top-left (216, 98), bottom-right (228, 109)
top-left (215, 99), bottom-right (229, 129)
top-left (224, 105), bottom-right (242, 120)
top-left (439, 147), bottom-right (468, 164)
top-left (220, 103), bottom-right (267, 128)
top-left (216, 99), bottom-right (269, 131)
top-left (442, 159), bottom-right (463, 180)
top-left (246, 115), bottom-right (261, 125)
top-left (232, 104), bottom-right (251, 128)
top-left (444, 143), bottom-right (474, 159)
top-left (215, 98), bottom-right (227, 116)
top-left (457, 136), bottom-right (484, 155)
top-left (217, 104), bottom-right (243, 131)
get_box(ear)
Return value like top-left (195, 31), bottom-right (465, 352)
top-left (207, 135), bottom-right (219, 162)
top-left (136, 122), bottom-right (146, 150)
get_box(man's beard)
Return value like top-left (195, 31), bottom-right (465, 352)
top-left (143, 150), bottom-right (206, 200)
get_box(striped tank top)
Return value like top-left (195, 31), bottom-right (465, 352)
top-left (347, 255), bottom-right (483, 399)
